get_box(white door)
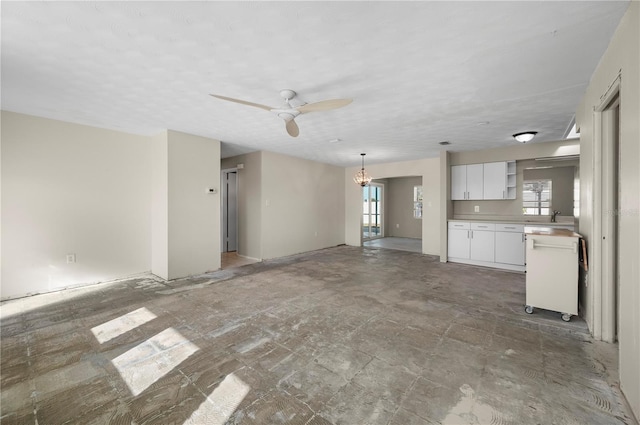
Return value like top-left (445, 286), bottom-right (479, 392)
top-left (495, 231), bottom-right (525, 265)
top-left (483, 162), bottom-right (507, 200)
top-left (466, 164), bottom-right (484, 200)
top-left (448, 228), bottom-right (470, 259)
top-left (362, 183), bottom-right (383, 241)
top-left (470, 230), bottom-right (495, 262)
top-left (222, 170), bottom-right (238, 252)
top-left (451, 165), bottom-right (467, 200)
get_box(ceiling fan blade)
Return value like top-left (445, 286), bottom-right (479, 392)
top-left (298, 98), bottom-right (352, 114)
top-left (286, 119), bottom-right (300, 137)
top-left (210, 94), bottom-right (274, 111)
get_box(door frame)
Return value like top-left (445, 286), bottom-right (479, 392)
top-left (221, 168), bottom-right (238, 253)
top-left (591, 74), bottom-right (621, 342)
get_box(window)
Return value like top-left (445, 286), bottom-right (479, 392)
top-left (523, 180), bottom-right (552, 215)
top-left (413, 185), bottom-right (423, 219)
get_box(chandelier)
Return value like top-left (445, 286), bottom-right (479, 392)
top-left (353, 153), bottom-right (372, 187)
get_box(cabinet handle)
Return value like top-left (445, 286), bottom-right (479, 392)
top-left (505, 226), bottom-right (516, 229)
top-left (478, 225), bottom-right (487, 228)
top-left (470, 230), bottom-right (474, 238)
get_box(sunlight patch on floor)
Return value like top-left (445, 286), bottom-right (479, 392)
top-left (112, 327), bottom-right (199, 396)
top-left (91, 307), bottom-right (157, 343)
top-left (183, 373), bottom-right (250, 425)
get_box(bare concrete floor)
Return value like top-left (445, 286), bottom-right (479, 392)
top-left (1, 246), bottom-right (636, 425)
top-left (364, 237), bottom-right (422, 253)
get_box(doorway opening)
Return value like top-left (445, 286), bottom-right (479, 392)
top-left (362, 183), bottom-right (383, 241)
top-left (221, 169), bottom-right (238, 253)
top-left (362, 176), bottom-right (424, 254)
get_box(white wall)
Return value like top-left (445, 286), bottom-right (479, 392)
top-left (151, 131), bottom-right (169, 279)
top-left (222, 152), bottom-right (262, 260)
top-left (166, 131), bottom-right (221, 279)
top-left (1, 112), bottom-right (152, 299)
top-left (576, 2), bottom-right (640, 417)
top-left (345, 157), bottom-right (440, 256)
top-left (261, 151), bottom-right (345, 259)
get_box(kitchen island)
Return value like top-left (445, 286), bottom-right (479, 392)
top-left (524, 227), bottom-right (582, 321)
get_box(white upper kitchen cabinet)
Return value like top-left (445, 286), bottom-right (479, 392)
top-left (483, 161), bottom-right (508, 199)
top-left (451, 165), bottom-right (467, 200)
top-left (451, 164), bottom-right (483, 200)
top-left (467, 164), bottom-right (483, 200)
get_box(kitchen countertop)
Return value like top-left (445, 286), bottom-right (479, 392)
top-left (524, 227), bottom-right (582, 238)
top-left (448, 219), bottom-right (575, 227)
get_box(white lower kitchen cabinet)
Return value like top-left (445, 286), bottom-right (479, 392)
top-left (448, 221), bottom-right (525, 272)
top-left (495, 226), bottom-right (525, 266)
top-left (448, 222), bottom-right (470, 259)
top-left (495, 232), bottom-right (525, 265)
top-left (470, 223), bottom-right (495, 262)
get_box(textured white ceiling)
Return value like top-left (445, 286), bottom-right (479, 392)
top-left (1, 1), bottom-right (629, 167)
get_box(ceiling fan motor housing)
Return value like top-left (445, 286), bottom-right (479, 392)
top-left (275, 111), bottom-right (299, 122)
top-left (279, 89), bottom-right (296, 101)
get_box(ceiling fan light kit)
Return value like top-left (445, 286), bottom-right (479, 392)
top-left (513, 131), bottom-right (538, 143)
top-left (210, 89), bottom-right (352, 137)
top-left (354, 153), bottom-right (373, 187)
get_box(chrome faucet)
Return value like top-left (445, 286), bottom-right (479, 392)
top-left (551, 210), bottom-right (561, 222)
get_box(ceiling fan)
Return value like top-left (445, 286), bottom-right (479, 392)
top-left (210, 89), bottom-right (352, 137)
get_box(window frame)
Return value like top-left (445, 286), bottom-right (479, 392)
top-left (522, 179), bottom-right (552, 216)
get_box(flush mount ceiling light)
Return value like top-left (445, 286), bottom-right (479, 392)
top-left (513, 132), bottom-right (538, 143)
top-left (353, 153), bottom-right (373, 187)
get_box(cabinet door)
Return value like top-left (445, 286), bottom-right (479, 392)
top-left (466, 164), bottom-right (484, 200)
top-left (483, 162), bottom-right (507, 200)
top-left (495, 231), bottom-right (525, 265)
top-left (470, 230), bottom-right (494, 262)
top-left (451, 165), bottom-right (467, 200)
top-left (448, 228), bottom-right (470, 259)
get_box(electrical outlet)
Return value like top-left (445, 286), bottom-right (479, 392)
top-left (66, 254), bottom-right (76, 264)
top-left (474, 205), bottom-right (480, 212)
